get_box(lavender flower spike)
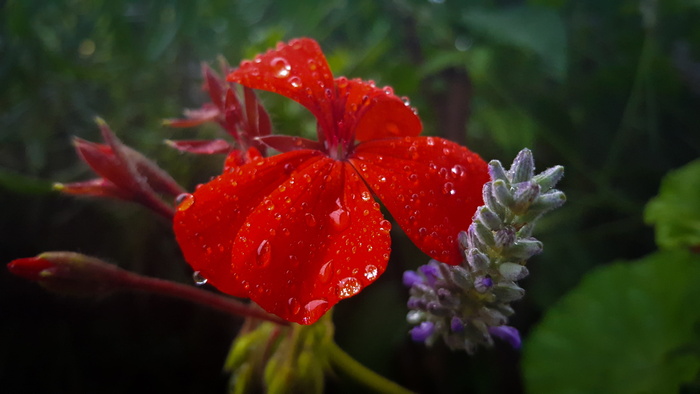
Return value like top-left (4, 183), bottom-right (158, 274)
top-left (404, 148), bottom-right (565, 353)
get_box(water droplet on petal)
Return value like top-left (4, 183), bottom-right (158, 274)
top-left (305, 213), bottom-right (317, 227)
top-left (176, 193), bottom-right (195, 211)
top-left (288, 76), bottom-right (302, 88)
top-left (361, 191), bottom-right (371, 201)
top-left (256, 240), bottom-right (272, 267)
top-left (337, 277), bottom-right (361, 299)
top-left (192, 271), bottom-right (207, 286)
top-left (288, 297), bottom-right (301, 315)
top-left (451, 164), bottom-right (466, 178)
top-left (319, 260), bottom-right (334, 283)
top-left (301, 299), bottom-right (329, 324)
top-left (364, 265), bottom-right (378, 281)
top-left (271, 57), bottom-right (291, 78)
top-left (443, 182), bottom-right (456, 195)
top-left (329, 208), bottom-right (351, 232)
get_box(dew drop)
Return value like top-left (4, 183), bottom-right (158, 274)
top-left (256, 240), bottom-right (272, 267)
top-left (319, 260), bottom-right (334, 283)
top-left (364, 265), bottom-right (378, 281)
top-left (271, 57), bottom-right (291, 78)
top-left (288, 76), bottom-right (302, 88)
top-left (301, 299), bottom-right (329, 324)
top-left (451, 164), bottom-right (466, 178)
top-left (305, 213), bottom-right (317, 227)
top-left (288, 297), bottom-right (301, 315)
top-left (329, 208), bottom-right (351, 232)
top-left (418, 227), bottom-right (428, 237)
top-left (443, 182), bottom-right (456, 195)
top-left (176, 193), bottom-right (195, 212)
top-left (336, 277), bottom-right (361, 299)
top-left (192, 271), bottom-right (207, 286)
top-left (361, 191), bottom-right (372, 201)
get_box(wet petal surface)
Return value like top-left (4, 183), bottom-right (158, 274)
top-left (173, 150), bottom-right (323, 297)
top-left (230, 158), bottom-right (391, 324)
top-left (350, 136), bottom-right (489, 265)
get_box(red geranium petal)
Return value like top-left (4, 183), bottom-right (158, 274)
top-left (228, 158), bottom-right (391, 325)
top-left (340, 78), bottom-right (422, 142)
top-left (350, 136), bottom-right (489, 265)
top-left (173, 150), bottom-right (324, 298)
top-left (227, 38), bottom-right (336, 139)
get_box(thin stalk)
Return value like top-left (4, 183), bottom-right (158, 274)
top-left (117, 269), bottom-right (288, 325)
top-left (326, 341), bottom-right (415, 394)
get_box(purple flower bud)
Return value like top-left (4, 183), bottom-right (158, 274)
top-left (474, 276), bottom-right (493, 293)
top-left (410, 321), bottom-right (435, 342)
top-left (488, 325), bottom-right (521, 349)
top-left (450, 316), bottom-right (465, 333)
top-left (403, 270), bottom-right (424, 287)
top-left (407, 297), bottom-right (425, 309)
top-left (418, 264), bottom-right (440, 285)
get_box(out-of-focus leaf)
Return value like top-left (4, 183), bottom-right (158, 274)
top-left (523, 250), bottom-right (700, 394)
top-left (461, 5), bottom-right (567, 80)
top-left (470, 106), bottom-right (538, 156)
top-left (0, 168), bottom-right (55, 195)
top-left (645, 159), bottom-right (700, 250)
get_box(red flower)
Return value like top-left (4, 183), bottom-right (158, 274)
top-left (174, 38), bottom-right (489, 324)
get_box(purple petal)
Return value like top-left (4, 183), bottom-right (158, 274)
top-left (488, 325), bottom-right (521, 349)
top-left (410, 321), bottom-right (435, 342)
top-left (450, 316), bottom-right (465, 333)
top-left (418, 263), bottom-right (440, 285)
top-left (403, 270), bottom-right (424, 287)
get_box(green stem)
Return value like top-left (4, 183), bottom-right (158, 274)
top-left (327, 341), bottom-right (415, 394)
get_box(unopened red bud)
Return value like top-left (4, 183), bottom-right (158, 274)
top-left (7, 252), bottom-right (124, 296)
top-left (7, 257), bottom-right (56, 281)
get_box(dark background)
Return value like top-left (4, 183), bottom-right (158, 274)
top-left (2, 0), bottom-right (699, 393)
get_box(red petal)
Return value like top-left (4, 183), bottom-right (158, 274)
top-left (223, 147), bottom-right (263, 172)
top-left (227, 38), bottom-right (336, 138)
top-left (164, 105), bottom-right (221, 128)
top-left (350, 136), bottom-right (489, 265)
top-left (173, 150), bottom-right (324, 298)
top-left (56, 178), bottom-right (134, 200)
top-left (228, 158), bottom-right (391, 325)
top-left (340, 78), bottom-right (422, 142)
top-left (165, 139), bottom-right (232, 154)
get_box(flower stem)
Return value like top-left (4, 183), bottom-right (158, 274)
top-left (118, 270), bottom-right (288, 325)
top-left (327, 341), bottom-right (414, 394)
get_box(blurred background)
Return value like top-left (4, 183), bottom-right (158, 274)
top-left (1, 0), bottom-right (699, 393)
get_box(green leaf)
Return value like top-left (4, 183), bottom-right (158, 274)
top-left (523, 250), bottom-right (700, 394)
top-left (645, 159), bottom-right (700, 250)
top-left (461, 5), bottom-right (567, 80)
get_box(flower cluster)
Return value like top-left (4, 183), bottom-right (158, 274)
top-left (172, 38), bottom-right (489, 325)
top-left (404, 149), bottom-right (565, 353)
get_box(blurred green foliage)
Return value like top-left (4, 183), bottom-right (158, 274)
top-left (1, 0), bottom-right (700, 393)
